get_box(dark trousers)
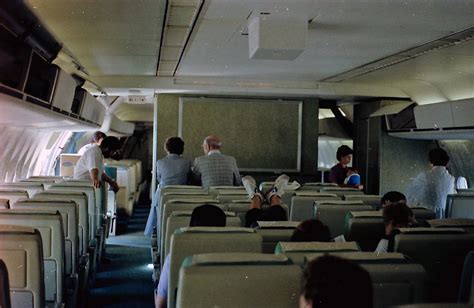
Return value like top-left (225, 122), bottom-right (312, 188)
top-left (245, 205), bottom-right (287, 228)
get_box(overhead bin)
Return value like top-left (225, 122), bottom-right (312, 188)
top-left (79, 90), bottom-right (106, 125)
top-left (101, 114), bottom-right (135, 136)
top-left (371, 98), bottom-right (474, 140)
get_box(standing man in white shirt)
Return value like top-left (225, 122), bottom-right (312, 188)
top-left (74, 136), bottom-right (121, 192)
top-left (406, 148), bottom-right (455, 218)
top-left (77, 131), bottom-right (106, 155)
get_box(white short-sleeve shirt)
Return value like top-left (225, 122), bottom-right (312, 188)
top-left (77, 143), bottom-right (95, 156)
top-left (73, 145), bottom-right (103, 180)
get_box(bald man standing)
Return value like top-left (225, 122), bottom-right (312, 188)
top-left (192, 135), bottom-right (242, 189)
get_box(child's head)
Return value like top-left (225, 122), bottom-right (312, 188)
top-left (346, 168), bottom-right (358, 176)
top-left (345, 168), bottom-right (360, 186)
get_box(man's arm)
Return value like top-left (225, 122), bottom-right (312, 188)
top-left (90, 168), bottom-right (101, 188)
top-left (232, 158), bottom-right (242, 186)
top-left (102, 172), bottom-right (119, 193)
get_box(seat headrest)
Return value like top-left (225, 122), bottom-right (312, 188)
top-left (163, 191), bottom-right (208, 196)
top-left (170, 210), bottom-right (236, 217)
top-left (256, 221), bottom-right (299, 229)
top-left (275, 241), bottom-right (360, 253)
top-left (349, 211), bottom-right (382, 218)
top-left (176, 227), bottom-right (255, 234)
top-left (395, 227), bottom-right (466, 234)
top-left (294, 191), bottom-right (338, 197)
top-left (167, 199), bottom-right (218, 204)
top-left (345, 194), bottom-right (382, 199)
top-left (183, 253), bottom-right (290, 267)
top-left (217, 190), bottom-right (248, 195)
top-left (162, 185), bottom-right (203, 189)
top-left (428, 219), bottom-right (474, 228)
top-left (0, 189), bottom-right (29, 194)
top-left (209, 186), bottom-right (245, 190)
top-left (321, 187), bottom-right (360, 191)
top-left (0, 225), bottom-right (36, 234)
top-left (0, 199), bottom-right (9, 206)
top-left (305, 252), bottom-right (407, 264)
top-left (315, 200), bottom-right (364, 206)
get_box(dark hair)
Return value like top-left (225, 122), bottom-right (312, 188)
top-left (381, 191), bottom-right (406, 206)
top-left (291, 219), bottom-right (331, 242)
top-left (189, 204), bottom-right (226, 227)
top-left (302, 255), bottom-right (373, 308)
top-left (382, 201), bottom-right (412, 227)
top-left (429, 148), bottom-right (449, 166)
top-left (100, 136), bottom-right (122, 159)
top-left (165, 137), bottom-right (185, 155)
top-left (336, 145), bottom-right (353, 161)
top-left (90, 131), bottom-right (106, 143)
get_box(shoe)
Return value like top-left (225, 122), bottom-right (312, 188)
top-left (286, 180), bottom-right (301, 190)
top-left (266, 174), bottom-right (289, 202)
top-left (242, 175), bottom-right (264, 201)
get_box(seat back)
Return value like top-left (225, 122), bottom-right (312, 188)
top-left (168, 227), bottom-right (262, 308)
top-left (160, 200), bottom-right (224, 266)
top-left (0, 225), bottom-right (43, 308)
top-left (428, 218), bottom-right (474, 234)
top-left (19, 180), bottom-right (55, 190)
top-left (0, 199), bottom-right (10, 209)
top-left (216, 189), bottom-right (248, 203)
top-left (164, 211), bottom-right (241, 259)
top-left (290, 192), bottom-right (339, 221)
top-left (0, 190), bottom-right (29, 205)
top-left (300, 182), bottom-right (338, 191)
top-left (12, 199), bottom-right (78, 276)
top-left (411, 207), bottom-right (436, 225)
top-left (344, 211), bottom-right (385, 251)
top-left (394, 228), bottom-right (474, 302)
top-left (34, 190), bottom-right (89, 255)
top-left (458, 251), bottom-right (474, 304)
top-left (176, 253), bottom-right (301, 308)
top-left (344, 194), bottom-right (382, 206)
top-left (314, 203), bottom-right (373, 238)
top-left (0, 183), bottom-right (44, 197)
top-left (275, 241), bottom-right (359, 266)
top-left (50, 184), bottom-right (98, 237)
top-left (255, 221), bottom-right (300, 253)
top-left (446, 194), bottom-right (474, 219)
top-left (0, 259), bottom-right (11, 308)
top-left (305, 252), bottom-right (426, 308)
top-left (0, 212), bottom-right (64, 304)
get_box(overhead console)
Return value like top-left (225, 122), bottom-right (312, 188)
top-left (371, 99), bottom-right (474, 140)
top-left (0, 23), bottom-right (105, 130)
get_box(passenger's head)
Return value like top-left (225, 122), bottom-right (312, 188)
top-left (189, 204), bottom-right (226, 227)
top-left (100, 136), bottom-right (122, 160)
top-left (291, 219), bottom-right (331, 242)
top-left (428, 148), bottom-right (449, 167)
top-left (90, 131), bottom-right (106, 145)
top-left (164, 137), bottom-right (185, 155)
top-left (381, 191), bottom-right (406, 208)
top-left (300, 255), bottom-right (373, 308)
top-left (336, 145), bottom-right (353, 165)
top-left (202, 135), bottom-right (222, 154)
top-left (382, 201), bottom-right (412, 235)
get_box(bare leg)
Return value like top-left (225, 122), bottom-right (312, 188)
top-left (250, 194), bottom-right (264, 209)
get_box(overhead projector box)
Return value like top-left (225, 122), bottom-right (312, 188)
top-left (248, 13), bottom-right (307, 60)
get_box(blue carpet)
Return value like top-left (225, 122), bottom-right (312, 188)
top-left (87, 206), bottom-right (154, 308)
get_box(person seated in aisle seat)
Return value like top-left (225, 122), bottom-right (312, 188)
top-left (291, 219), bottom-right (331, 242)
top-left (144, 137), bottom-right (192, 236)
top-left (299, 255), bottom-right (373, 308)
top-left (406, 148), bottom-right (455, 219)
top-left (242, 174), bottom-right (289, 228)
top-left (329, 145), bottom-right (363, 190)
top-left (192, 135), bottom-right (242, 189)
top-left (155, 204), bottom-right (226, 308)
top-left (375, 202), bottom-right (414, 253)
top-left (379, 191), bottom-right (407, 210)
top-left (77, 131), bottom-right (107, 155)
top-left (73, 136), bottom-right (121, 191)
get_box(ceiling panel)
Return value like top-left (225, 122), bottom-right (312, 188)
top-left (177, 0), bottom-right (474, 81)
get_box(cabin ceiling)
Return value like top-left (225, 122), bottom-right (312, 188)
top-left (26, 0), bottom-right (474, 109)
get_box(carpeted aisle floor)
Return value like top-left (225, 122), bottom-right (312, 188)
top-left (87, 206), bottom-right (154, 308)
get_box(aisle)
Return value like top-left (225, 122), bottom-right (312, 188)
top-left (87, 206), bottom-right (154, 308)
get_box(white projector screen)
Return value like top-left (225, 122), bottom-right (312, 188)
top-left (178, 97), bottom-right (302, 172)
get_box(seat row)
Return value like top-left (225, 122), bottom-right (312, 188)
top-left (160, 224), bottom-right (474, 308)
top-left (0, 176), bottom-right (112, 308)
